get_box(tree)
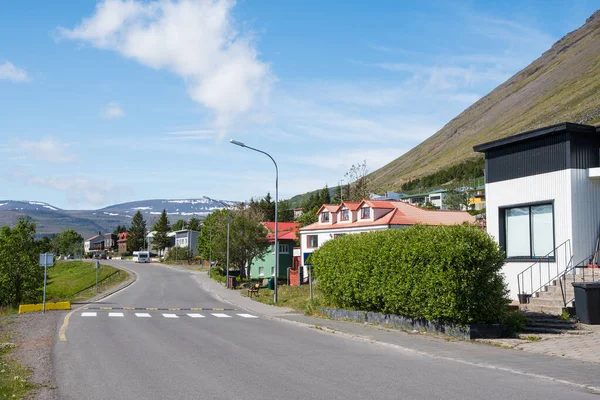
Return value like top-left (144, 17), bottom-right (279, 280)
top-left (319, 185), bottom-right (331, 205)
top-left (332, 184), bottom-right (342, 203)
top-left (187, 217), bottom-right (202, 231)
top-left (127, 211), bottom-right (146, 252)
top-left (0, 218), bottom-right (44, 307)
top-left (54, 229), bottom-right (84, 256)
top-left (113, 225), bottom-right (128, 235)
top-left (197, 206), bottom-right (270, 279)
top-left (344, 160), bottom-right (370, 202)
top-left (445, 184), bottom-right (474, 211)
top-left (152, 209), bottom-right (171, 255)
top-left (277, 199), bottom-right (295, 222)
top-left (172, 219), bottom-right (187, 231)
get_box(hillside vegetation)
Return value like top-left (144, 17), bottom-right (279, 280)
top-left (370, 10), bottom-right (600, 192)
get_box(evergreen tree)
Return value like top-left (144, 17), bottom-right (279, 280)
top-left (187, 217), bottom-right (202, 231)
top-left (320, 185), bottom-right (331, 205)
top-left (172, 219), bottom-right (187, 231)
top-left (332, 185), bottom-right (342, 203)
top-left (152, 209), bottom-right (171, 254)
top-left (127, 211), bottom-right (146, 251)
top-left (113, 225), bottom-right (128, 235)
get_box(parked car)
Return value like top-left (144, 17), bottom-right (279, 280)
top-left (99, 253), bottom-right (107, 259)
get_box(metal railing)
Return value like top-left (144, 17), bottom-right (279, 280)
top-left (559, 252), bottom-right (600, 308)
top-left (517, 240), bottom-right (572, 304)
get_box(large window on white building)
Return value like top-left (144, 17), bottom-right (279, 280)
top-left (503, 204), bottom-right (554, 259)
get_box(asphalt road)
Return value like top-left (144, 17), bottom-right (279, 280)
top-left (53, 260), bottom-right (598, 400)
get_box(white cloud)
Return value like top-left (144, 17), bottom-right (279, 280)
top-left (164, 129), bottom-right (215, 140)
top-left (59, 0), bottom-right (274, 133)
top-left (18, 137), bottom-right (77, 163)
top-left (0, 61), bottom-right (31, 83)
top-left (13, 169), bottom-right (127, 208)
top-left (103, 101), bottom-right (125, 119)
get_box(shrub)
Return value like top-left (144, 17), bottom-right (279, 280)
top-left (311, 224), bottom-right (508, 325)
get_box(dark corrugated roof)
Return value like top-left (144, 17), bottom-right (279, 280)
top-left (473, 122), bottom-right (597, 153)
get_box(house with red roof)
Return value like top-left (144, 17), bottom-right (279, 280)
top-left (300, 200), bottom-right (475, 268)
top-left (248, 222), bottom-right (299, 279)
top-left (84, 231), bottom-right (105, 253)
top-left (117, 231), bottom-right (129, 254)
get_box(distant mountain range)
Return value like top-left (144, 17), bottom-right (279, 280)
top-left (0, 199), bottom-right (235, 239)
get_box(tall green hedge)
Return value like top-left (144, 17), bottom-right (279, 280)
top-left (311, 224), bottom-right (508, 325)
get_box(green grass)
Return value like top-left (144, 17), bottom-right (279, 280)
top-left (0, 332), bottom-right (37, 399)
top-left (45, 260), bottom-right (129, 302)
top-left (244, 284), bottom-right (324, 315)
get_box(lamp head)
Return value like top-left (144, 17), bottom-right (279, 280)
top-left (230, 139), bottom-right (245, 147)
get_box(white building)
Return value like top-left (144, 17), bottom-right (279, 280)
top-left (299, 200), bottom-right (475, 267)
top-left (474, 122), bottom-right (600, 302)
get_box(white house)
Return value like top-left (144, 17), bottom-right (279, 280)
top-left (299, 199), bottom-right (475, 268)
top-left (474, 122), bottom-right (600, 303)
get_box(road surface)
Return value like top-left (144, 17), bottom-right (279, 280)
top-left (53, 260), bottom-right (598, 399)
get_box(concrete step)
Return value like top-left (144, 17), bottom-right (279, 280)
top-left (519, 304), bottom-right (565, 315)
top-left (528, 297), bottom-right (565, 307)
top-left (539, 285), bottom-right (574, 295)
top-left (525, 321), bottom-right (578, 330)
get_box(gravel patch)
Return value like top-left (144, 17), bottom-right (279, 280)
top-left (1, 312), bottom-right (61, 400)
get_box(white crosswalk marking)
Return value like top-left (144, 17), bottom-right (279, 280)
top-left (163, 313), bottom-right (179, 318)
top-left (236, 314), bottom-right (258, 318)
top-left (81, 312), bottom-right (97, 317)
top-left (211, 313), bottom-right (231, 318)
top-left (109, 312), bottom-right (124, 317)
top-left (187, 313), bottom-right (205, 318)
top-left (135, 313), bottom-right (152, 318)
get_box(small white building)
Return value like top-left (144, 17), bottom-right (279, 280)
top-left (299, 200), bottom-right (475, 267)
top-left (474, 122), bottom-right (600, 302)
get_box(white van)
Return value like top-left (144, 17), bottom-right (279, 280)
top-left (133, 251), bottom-right (150, 263)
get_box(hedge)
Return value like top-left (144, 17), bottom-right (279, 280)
top-left (311, 224), bottom-right (508, 325)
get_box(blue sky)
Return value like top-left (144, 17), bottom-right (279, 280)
top-left (0, 0), bottom-right (597, 209)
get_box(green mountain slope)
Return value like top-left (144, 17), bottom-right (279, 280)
top-left (370, 10), bottom-right (600, 192)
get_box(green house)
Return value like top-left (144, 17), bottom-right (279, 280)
top-left (249, 222), bottom-right (299, 279)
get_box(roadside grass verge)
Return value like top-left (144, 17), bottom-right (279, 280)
top-left (244, 284), bottom-right (324, 315)
top-left (0, 335), bottom-right (37, 399)
top-left (46, 260), bottom-right (129, 303)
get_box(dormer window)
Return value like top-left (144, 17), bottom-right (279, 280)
top-left (320, 212), bottom-right (330, 222)
top-left (361, 207), bottom-right (371, 219)
top-left (341, 209), bottom-right (350, 220)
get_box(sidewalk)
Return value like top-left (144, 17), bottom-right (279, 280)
top-left (193, 270), bottom-right (600, 392)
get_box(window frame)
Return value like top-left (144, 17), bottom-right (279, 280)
top-left (258, 266), bottom-right (264, 276)
top-left (360, 207), bottom-right (371, 219)
top-left (279, 243), bottom-right (289, 254)
top-left (500, 201), bottom-right (555, 261)
top-left (340, 209), bottom-right (350, 221)
top-left (307, 235), bottom-right (319, 248)
top-left (320, 212), bottom-right (330, 222)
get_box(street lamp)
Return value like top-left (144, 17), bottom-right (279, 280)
top-left (203, 196), bottom-right (230, 288)
top-left (230, 139), bottom-right (279, 303)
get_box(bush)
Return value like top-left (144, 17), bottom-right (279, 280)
top-left (165, 247), bottom-right (193, 262)
top-left (311, 224), bottom-right (508, 325)
top-left (120, 251), bottom-right (132, 257)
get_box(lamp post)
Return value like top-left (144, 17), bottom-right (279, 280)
top-left (230, 139), bottom-right (279, 303)
top-left (203, 196), bottom-right (230, 288)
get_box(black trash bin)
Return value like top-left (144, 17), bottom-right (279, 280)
top-left (268, 277), bottom-right (274, 290)
top-left (572, 281), bottom-right (600, 324)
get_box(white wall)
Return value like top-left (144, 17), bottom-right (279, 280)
top-left (300, 225), bottom-right (394, 265)
top-left (486, 169), bottom-right (573, 301)
top-left (570, 169), bottom-right (600, 266)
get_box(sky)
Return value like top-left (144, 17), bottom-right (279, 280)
top-left (0, 0), bottom-right (598, 210)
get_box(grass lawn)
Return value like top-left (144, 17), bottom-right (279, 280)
top-left (243, 283), bottom-right (324, 315)
top-left (45, 260), bottom-right (129, 303)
